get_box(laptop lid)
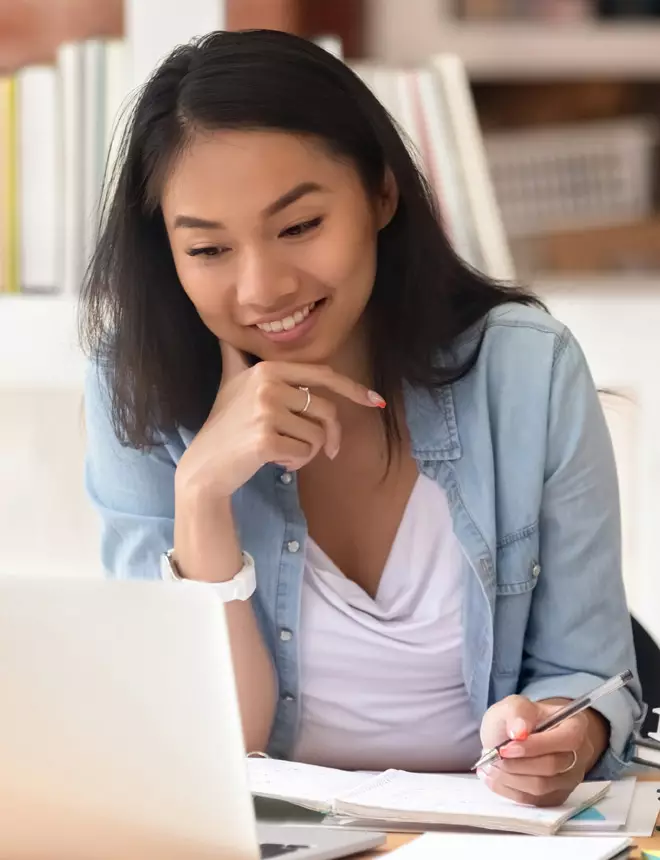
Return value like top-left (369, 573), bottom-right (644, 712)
top-left (0, 577), bottom-right (260, 860)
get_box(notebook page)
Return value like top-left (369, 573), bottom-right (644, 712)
top-left (246, 759), bottom-right (375, 813)
top-left (563, 777), bottom-right (636, 831)
top-left (334, 770), bottom-right (610, 834)
top-left (388, 833), bottom-right (633, 860)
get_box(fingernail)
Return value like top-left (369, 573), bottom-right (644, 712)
top-left (367, 390), bottom-right (386, 408)
top-left (509, 718), bottom-right (529, 741)
top-left (502, 743), bottom-right (525, 758)
top-left (327, 446), bottom-right (339, 460)
top-left (476, 768), bottom-right (488, 782)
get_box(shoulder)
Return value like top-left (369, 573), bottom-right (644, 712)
top-left (452, 301), bottom-right (574, 373)
top-left (457, 301), bottom-right (570, 353)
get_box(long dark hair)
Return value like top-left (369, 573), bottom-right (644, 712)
top-left (80, 28), bottom-right (541, 450)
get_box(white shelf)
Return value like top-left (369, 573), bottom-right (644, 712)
top-left (436, 22), bottom-right (660, 80)
top-left (0, 295), bottom-right (85, 389)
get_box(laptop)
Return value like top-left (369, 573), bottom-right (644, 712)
top-left (0, 577), bottom-right (385, 860)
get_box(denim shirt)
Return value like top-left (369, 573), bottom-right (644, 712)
top-left (84, 303), bottom-right (645, 778)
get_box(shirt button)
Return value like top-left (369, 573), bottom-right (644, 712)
top-left (532, 563), bottom-right (541, 578)
top-left (280, 472), bottom-right (293, 485)
top-left (287, 540), bottom-right (300, 554)
top-left (282, 693), bottom-right (296, 703)
top-left (279, 629), bottom-right (293, 642)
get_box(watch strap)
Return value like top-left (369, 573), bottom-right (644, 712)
top-left (160, 549), bottom-right (256, 603)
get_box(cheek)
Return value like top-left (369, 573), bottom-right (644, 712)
top-left (172, 255), bottom-right (234, 332)
top-left (309, 219), bottom-right (377, 298)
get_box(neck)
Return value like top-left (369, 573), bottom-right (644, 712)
top-left (323, 324), bottom-right (388, 437)
top-left (328, 323), bottom-right (373, 389)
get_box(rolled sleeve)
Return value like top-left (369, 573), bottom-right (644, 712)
top-left (521, 671), bottom-right (645, 780)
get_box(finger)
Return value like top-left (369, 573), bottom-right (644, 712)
top-left (258, 432), bottom-right (313, 471)
top-left (265, 362), bottom-right (386, 409)
top-left (494, 750), bottom-right (580, 778)
top-left (503, 716), bottom-right (587, 760)
top-left (283, 387), bottom-right (342, 459)
top-left (479, 769), bottom-right (573, 808)
top-left (481, 696), bottom-right (540, 749)
top-left (482, 762), bottom-right (578, 800)
top-left (273, 410), bottom-right (327, 467)
top-left (220, 340), bottom-right (251, 382)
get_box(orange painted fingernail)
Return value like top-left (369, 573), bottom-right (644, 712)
top-left (502, 743), bottom-right (525, 758)
top-left (509, 718), bottom-right (529, 741)
top-left (367, 391), bottom-right (386, 407)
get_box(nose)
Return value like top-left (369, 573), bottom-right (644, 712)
top-left (236, 246), bottom-right (298, 311)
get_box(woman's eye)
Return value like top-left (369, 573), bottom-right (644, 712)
top-left (280, 217), bottom-right (323, 238)
top-left (186, 246), bottom-right (228, 258)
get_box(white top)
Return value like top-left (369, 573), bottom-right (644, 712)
top-left (293, 474), bottom-right (482, 772)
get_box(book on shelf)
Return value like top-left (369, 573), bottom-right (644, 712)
top-left (631, 736), bottom-right (660, 769)
top-left (247, 758), bottom-right (611, 836)
top-left (350, 59), bottom-right (513, 281)
top-left (18, 66), bottom-right (58, 294)
top-left (0, 77), bottom-right (18, 293)
top-left (0, 37), bottom-right (128, 297)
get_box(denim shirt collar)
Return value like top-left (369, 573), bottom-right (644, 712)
top-left (403, 382), bottom-right (462, 462)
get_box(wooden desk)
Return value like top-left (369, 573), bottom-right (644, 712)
top-left (365, 775), bottom-right (660, 858)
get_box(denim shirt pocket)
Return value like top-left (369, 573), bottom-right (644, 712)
top-left (492, 524), bottom-right (541, 677)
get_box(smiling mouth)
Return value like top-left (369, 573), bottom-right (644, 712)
top-left (254, 299), bottom-right (325, 334)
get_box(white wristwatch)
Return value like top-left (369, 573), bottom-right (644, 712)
top-left (160, 549), bottom-right (257, 602)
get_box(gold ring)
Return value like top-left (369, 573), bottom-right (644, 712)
top-left (558, 750), bottom-right (578, 775)
top-left (296, 386), bottom-right (311, 416)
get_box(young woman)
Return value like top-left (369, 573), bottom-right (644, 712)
top-left (82, 29), bottom-right (643, 807)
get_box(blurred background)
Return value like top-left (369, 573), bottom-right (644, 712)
top-left (1, 1), bottom-right (659, 646)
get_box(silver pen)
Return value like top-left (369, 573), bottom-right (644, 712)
top-left (472, 669), bottom-right (634, 771)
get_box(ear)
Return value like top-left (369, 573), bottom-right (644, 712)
top-left (374, 167), bottom-right (399, 231)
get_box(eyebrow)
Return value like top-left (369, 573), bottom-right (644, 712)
top-left (173, 181), bottom-right (326, 230)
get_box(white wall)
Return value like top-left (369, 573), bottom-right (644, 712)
top-left (538, 279), bottom-right (660, 646)
top-left (0, 297), bottom-right (101, 578)
top-left (0, 388), bottom-right (102, 578)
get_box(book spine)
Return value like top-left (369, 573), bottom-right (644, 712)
top-left (631, 737), bottom-right (660, 768)
top-left (102, 39), bottom-right (129, 211)
top-left (57, 42), bottom-right (85, 296)
top-left (83, 40), bottom-right (107, 267)
top-left (1, 77), bottom-right (19, 293)
top-left (18, 66), bottom-right (59, 293)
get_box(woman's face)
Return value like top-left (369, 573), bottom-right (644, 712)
top-left (161, 129), bottom-right (396, 367)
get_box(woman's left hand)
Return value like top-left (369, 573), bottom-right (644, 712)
top-left (478, 695), bottom-right (596, 807)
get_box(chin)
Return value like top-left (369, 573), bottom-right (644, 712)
top-left (257, 340), bottom-right (336, 365)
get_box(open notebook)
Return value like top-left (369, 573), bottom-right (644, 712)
top-left (247, 759), bottom-right (610, 837)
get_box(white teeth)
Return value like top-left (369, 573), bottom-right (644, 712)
top-left (257, 301), bottom-right (318, 334)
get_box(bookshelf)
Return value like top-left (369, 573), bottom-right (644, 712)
top-left (432, 21), bottom-right (660, 81)
top-left (371, 1), bottom-right (660, 79)
top-left (0, 0), bottom-right (228, 387)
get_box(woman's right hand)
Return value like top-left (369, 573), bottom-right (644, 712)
top-left (176, 340), bottom-right (385, 500)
